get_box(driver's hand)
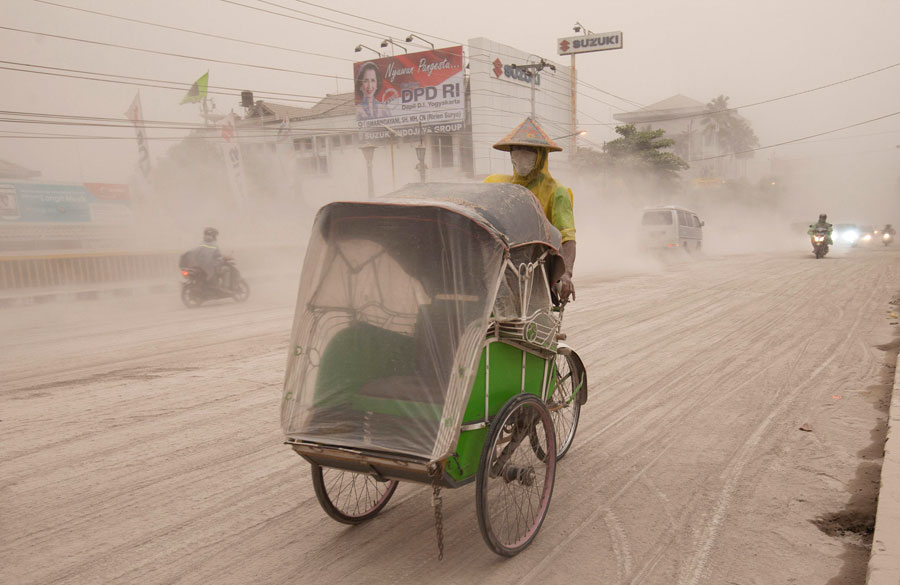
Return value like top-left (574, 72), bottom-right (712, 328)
top-left (558, 274), bottom-right (576, 302)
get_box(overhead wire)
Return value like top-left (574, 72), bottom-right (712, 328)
top-left (0, 25), bottom-right (355, 81)
top-left (31, 0), bottom-right (354, 62)
top-left (688, 110), bottom-right (900, 162)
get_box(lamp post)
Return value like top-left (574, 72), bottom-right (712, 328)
top-left (354, 44), bottom-right (383, 58)
top-left (381, 124), bottom-right (398, 190)
top-left (380, 38), bottom-right (408, 55)
top-left (552, 130), bottom-right (587, 142)
top-left (360, 144), bottom-right (376, 198)
top-left (415, 144), bottom-right (427, 183)
top-left (405, 34), bottom-right (434, 49)
top-left (569, 23), bottom-right (591, 157)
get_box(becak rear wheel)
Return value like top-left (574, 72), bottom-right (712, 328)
top-left (311, 464), bottom-right (398, 524)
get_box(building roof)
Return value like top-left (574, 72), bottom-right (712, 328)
top-left (0, 158), bottom-right (41, 179)
top-left (614, 94), bottom-right (707, 124)
top-left (244, 93), bottom-right (355, 123)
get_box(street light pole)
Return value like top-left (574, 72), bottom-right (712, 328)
top-left (360, 145), bottom-right (376, 199)
top-left (382, 124), bottom-right (398, 190)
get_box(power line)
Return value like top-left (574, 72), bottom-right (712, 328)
top-left (32, 0), bottom-right (354, 62)
top-left (0, 25), bottom-right (354, 81)
top-left (581, 60), bottom-right (900, 127)
top-left (688, 110), bottom-right (900, 162)
top-left (0, 63), bottom-right (327, 106)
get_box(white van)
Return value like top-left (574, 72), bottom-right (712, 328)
top-left (640, 206), bottom-right (704, 252)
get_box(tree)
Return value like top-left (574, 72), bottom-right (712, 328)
top-left (701, 94), bottom-right (759, 157)
top-left (600, 124), bottom-right (689, 181)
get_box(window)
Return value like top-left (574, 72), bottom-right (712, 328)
top-left (641, 210), bottom-right (673, 225)
top-left (293, 138), bottom-right (312, 153)
top-left (692, 215), bottom-right (702, 228)
top-left (431, 135), bottom-right (454, 168)
top-left (342, 134), bottom-right (355, 146)
top-left (330, 135), bottom-right (342, 149)
top-left (677, 210), bottom-right (691, 226)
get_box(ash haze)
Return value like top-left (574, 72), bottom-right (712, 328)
top-left (1, 0), bottom-right (900, 246)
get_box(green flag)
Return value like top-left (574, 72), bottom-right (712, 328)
top-left (180, 72), bottom-right (208, 105)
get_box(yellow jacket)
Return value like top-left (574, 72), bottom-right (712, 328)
top-left (484, 148), bottom-right (576, 243)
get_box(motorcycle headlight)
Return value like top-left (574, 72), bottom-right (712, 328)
top-left (862, 234), bottom-right (872, 241)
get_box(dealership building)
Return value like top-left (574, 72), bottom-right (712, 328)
top-left (234, 37), bottom-right (574, 207)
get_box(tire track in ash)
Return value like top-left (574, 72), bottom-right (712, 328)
top-left (514, 256), bottom-right (855, 584)
top-left (675, 262), bottom-right (884, 585)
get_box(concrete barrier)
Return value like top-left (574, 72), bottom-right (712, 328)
top-left (867, 349), bottom-right (900, 584)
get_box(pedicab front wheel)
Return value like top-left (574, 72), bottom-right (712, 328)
top-left (311, 463), bottom-right (398, 525)
top-left (549, 352), bottom-right (583, 461)
top-left (476, 393), bottom-right (556, 556)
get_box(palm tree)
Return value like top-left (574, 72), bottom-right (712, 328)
top-left (701, 94), bottom-right (759, 157)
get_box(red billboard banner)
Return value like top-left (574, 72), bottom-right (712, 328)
top-left (354, 46), bottom-right (465, 140)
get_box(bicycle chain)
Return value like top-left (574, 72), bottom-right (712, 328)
top-left (428, 461), bottom-right (444, 560)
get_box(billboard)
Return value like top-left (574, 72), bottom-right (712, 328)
top-left (0, 182), bottom-right (133, 224)
top-left (354, 46), bottom-right (465, 140)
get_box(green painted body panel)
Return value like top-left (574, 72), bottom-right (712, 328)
top-left (447, 427), bottom-right (488, 481)
top-left (447, 340), bottom-right (549, 482)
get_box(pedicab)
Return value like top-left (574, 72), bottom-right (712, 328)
top-left (280, 182), bottom-right (588, 557)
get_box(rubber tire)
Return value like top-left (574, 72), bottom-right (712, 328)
top-left (551, 353), bottom-right (583, 461)
top-left (311, 463), bottom-right (398, 525)
top-left (476, 393), bottom-right (556, 556)
top-left (232, 279), bottom-right (250, 303)
top-left (181, 285), bottom-right (203, 308)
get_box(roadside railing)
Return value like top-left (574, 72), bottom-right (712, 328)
top-left (0, 251), bottom-right (178, 290)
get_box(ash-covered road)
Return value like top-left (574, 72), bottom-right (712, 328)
top-left (2, 246), bottom-right (898, 585)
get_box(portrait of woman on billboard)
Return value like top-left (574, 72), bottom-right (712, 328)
top-left (355, 61), bottom-right (389, 121)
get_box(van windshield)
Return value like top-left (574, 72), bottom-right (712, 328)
top-left (642, 211), bottom-right (673, 225)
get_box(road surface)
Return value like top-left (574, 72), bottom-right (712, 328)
top-left (2, 246), bottom-right (898, 585)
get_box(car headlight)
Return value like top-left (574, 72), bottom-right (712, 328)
top-left (863, 234), bottom-right (872, 241)
top-left (843, 231), bottom-right (859, 242)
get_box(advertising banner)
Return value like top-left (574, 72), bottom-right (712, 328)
top-left (219, 114), bottom-right (247, 203)
top-left (0, 182), bottom-right (133, 223)
top-left (354, 46), bottom-right (465, 141)
top-left (124, 92), bottom-right (152, 178)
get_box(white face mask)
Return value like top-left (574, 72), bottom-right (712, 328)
top-left (510, 149), bottom-right (538, 176)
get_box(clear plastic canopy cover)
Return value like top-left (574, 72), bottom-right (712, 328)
top-left (281, 183), bottom-right (561, 461)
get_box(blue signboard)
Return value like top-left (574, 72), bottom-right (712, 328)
top-left (0, 182), bottom-right (132, 224)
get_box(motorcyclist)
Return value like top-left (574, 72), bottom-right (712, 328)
top-left (484, 117), bottom-right (576, 301)
top-left (808, 214), bottom-right (833, 246)
top-left (191, 227), bottom-right (224, 288)
top-left (883, 224), bottom-right (896, 237)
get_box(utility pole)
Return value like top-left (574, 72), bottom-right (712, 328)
top-left (510, 59), bottom-right (556, 119)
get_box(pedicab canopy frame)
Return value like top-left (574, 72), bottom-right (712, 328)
top-left (281, 182), bottom-right (564, 463)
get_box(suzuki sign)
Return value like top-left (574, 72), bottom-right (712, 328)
top-left (557, 31), bottom-right (623, 55)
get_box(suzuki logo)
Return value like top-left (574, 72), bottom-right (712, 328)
top-left (492, 58), bottom-right (503, 78)
top-left (559, 39), bottom-right (570, 53)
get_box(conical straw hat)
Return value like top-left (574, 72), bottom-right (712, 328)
top-left (492, 117), bottom-right (562, 152)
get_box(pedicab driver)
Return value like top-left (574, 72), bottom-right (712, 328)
top-left (485, 117), bottom-right (577, 301)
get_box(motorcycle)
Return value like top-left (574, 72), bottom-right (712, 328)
top-left (811, 229), bottom-right (829, 259)
top-left (884, 232), bottom-right (894, 246)
top-left (180, 256), bottom-right (250, 307)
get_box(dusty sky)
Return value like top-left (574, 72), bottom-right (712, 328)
top-left (2, 0), bottom-right (899, 210)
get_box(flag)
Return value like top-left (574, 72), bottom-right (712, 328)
top-left (124, 92), bottom-right (151, 177)
top-left (219, 113), bottom-right (247, 202)
top-left (180, 72), bottom-right (208, 105)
